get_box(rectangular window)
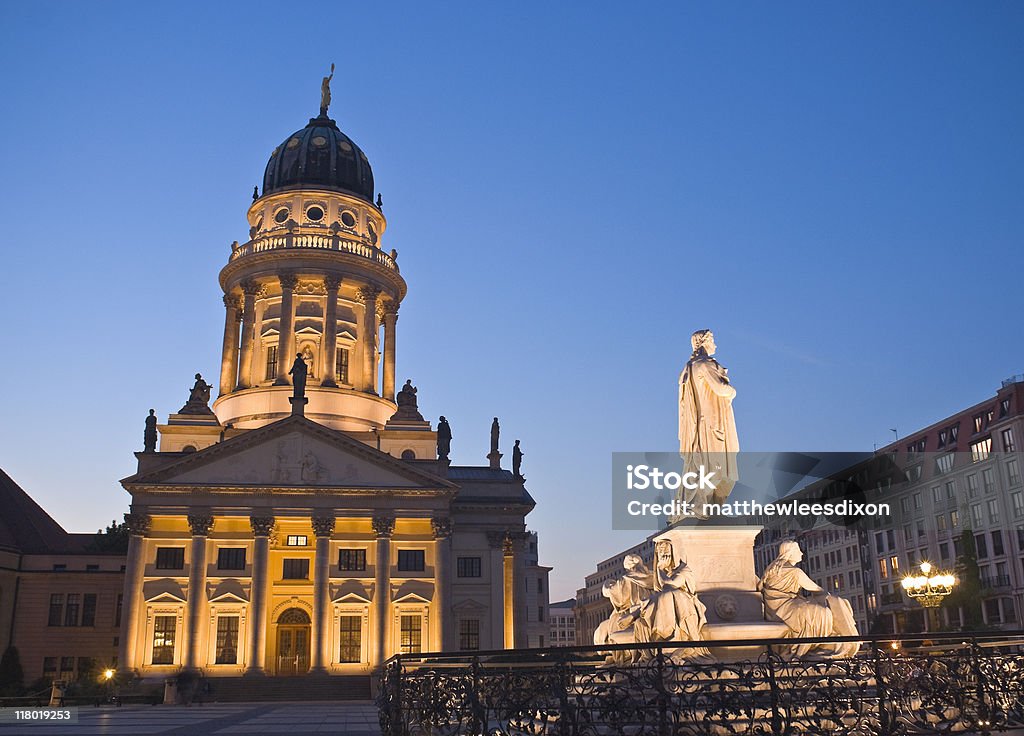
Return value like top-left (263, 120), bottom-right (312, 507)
top-left (916, 520), bottom-right (925, 538)
top-left (913, 493), bottom-right (922, 510)
top-left (152, 615), bottom-right (176, 665)
top-left (971, 504), bottom-right (983, 527)
top-left (976, 533), bottom-right (989, 559)
top-left (217, 548), bottom-right (246, 571)
top-left (538, 606), bottom-right (544, 622)
top-left (1001, 398), bottom-right (1012, 418)
top-left (397, 549), bottom-right (425, 572)
top-left (1013, 492), bottom-right (1024, 519)
top-left (992, 530), bottom-right (1005, 557)
top-left (339, 615), bottom-right (362, 663)
top-left (155, 547), bottom-right (185, 570)
top-left (939, 542), bottom-right (950, 561)
top-left (931, 486), bottom-right (942, 504)
top-left (42, 657), bottom-right (57, 675)
top-left (937, 514), bottom-right (947, 531)
top-left (967, 474), bottom-right (979, 497)
top-left (215, 616), bottom-right (239, 664)
top-left (115, 594), bottom-right (123, 627)
top-left (935, 454), bottom-right (955, 475)
top-left (946, 481), bottom-right (957, 499)
top-left (988, 499), bottom-right (1000, 524)
top-left (64, 594), bottom-right (80, 627)
top-left (282, 558), bottom-right (310, 579)
top-left (400, 614), bottom-right (422, 654)
top-left (286, 535), bottom-right (308, 547)
top-left (983, 468), bottom-right (996, 494)
top-left (1003, 428), bottom-right (1016, 453)
top-left (874, 531), bottom-right (885, 554)
top-left (459, 619), bottom-right (480, 651)
top-left (457, 557), bottom-right (481, 577)
top-left (338, 548), bottom-right (367, 571)
top-left (878, 558), bottom-right (888, 579)
top-left (974, 414), bottom-right (984, 434)
top-left (971, 437), bottom-right (993, 463)
top-left (48, 594), bottom-right (63, 627)
top-left (265, 345), bottom-right (278, 381)
top-left (336, 347), bottom-right (350, 384)
top-left (1008, 459), bottom-right (1021, 487)
top-left (81, 594), bottom-right (97, 627)
top-left (900, 498), bottom-right (911, 514)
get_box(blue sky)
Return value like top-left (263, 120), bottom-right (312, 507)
top-left (1, 2), bottom-right (1021, 599)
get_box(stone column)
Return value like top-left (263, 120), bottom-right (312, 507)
top-left (380, 300), bottom-right (399, 402)
top-left (372, 515), bottom-right (394, 667)
top-left (246, 516), bottom-right (274, 675)
top-left (274, 273), bottom-right (297, 385)
top-left (118, 512), bottom-right (150, 674)
top-left (185, 515), bottom-right (213, 670)
top-left (486, 531), bottom-right (506, 649)
top-left (311, 515), bottom-right (335, 673)
top-left (431, 517), bottom-right (452, 651)
top-left (219, 295), bottom-right (241, 396)
top-left (503, 534), bottom-right (515, 648)
top-left (357, 286), bottom-right (380, 394)
top-left (320, 276), bottom-right (342, 387)
top-left (236, 280), bottom-right (259, 391)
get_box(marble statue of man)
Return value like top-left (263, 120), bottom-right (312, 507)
top-left (756, 540), bottom-right (860, 658)
top-left (679, 329), bottom-right (739, 506)
top-left (634, 530), bottom-right (710, 660)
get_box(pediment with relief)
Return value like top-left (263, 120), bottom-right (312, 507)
top-left (126, 416), bottom-right (452, 491)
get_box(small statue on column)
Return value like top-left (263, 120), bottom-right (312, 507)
top-left (437, 416), bottom-right (452, 461)
top-left (288, 353), bottom-right (308, 416)
top-left (487, 417), bottom-right (502, 469)
top-left (143, 409), bottom-right (158, 453)
top-left (319, 63), bottom-right (334, 117)
top-left (512, 439), bottom-right (524, 479)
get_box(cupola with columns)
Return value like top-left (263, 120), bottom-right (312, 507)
top-left (214, 99), bottom-right (404, 433)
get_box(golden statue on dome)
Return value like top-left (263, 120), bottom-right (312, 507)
top-left (320, 63), bottom-right (335, 117)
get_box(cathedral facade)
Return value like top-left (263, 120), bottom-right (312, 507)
top-left (116, 97), bottom-right (547, 679)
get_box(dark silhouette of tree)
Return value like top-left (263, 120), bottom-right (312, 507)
top-left (0, 646), bottom-right (24, 695)
top-left (86, 519), bottom-right (129, 554)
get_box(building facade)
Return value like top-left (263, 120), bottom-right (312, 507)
top-left (548, 599), bottom-right (577, 647)
top-left (113, 101), bottom-right (548, 679)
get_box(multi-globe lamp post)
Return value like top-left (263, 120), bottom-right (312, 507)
top-left (901, 561), bottom-right (957, 632)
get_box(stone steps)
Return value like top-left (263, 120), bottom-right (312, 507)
top-left (198, 675), bottom-right (373, 702)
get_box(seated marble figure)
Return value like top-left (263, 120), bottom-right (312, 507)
top-left (593, 554), bottom-right (654, 664)
top-left (757, 540), bottom-right (860, 658)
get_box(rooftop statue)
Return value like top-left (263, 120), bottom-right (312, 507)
top-left (143, 409), bottom-right (157, 452)
top-left (397, 379), bottom-right (418, 408)
top-left (178, 373), bottom-right (214, 415)
top-left (512, 439), bottom-right (524, 478)
top-left (320, 63), bottom-right (335, 117)
top-left (490, 417), bottom-right (500, 454)
top-left (757, 540), bottom-right (860, 658)
top-left (679, 329), bottom-right (739, 507)
top-left (437, 416), bottom-right (452, 461)
top-left (289, 353), bottom-right (307, 400)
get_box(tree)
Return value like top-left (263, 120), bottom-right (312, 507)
top-left (86, 519), bottom-right (129, 554)
top-left (0, 646), bottom-right (25, 695)
top-left (945, 529), bottom-right (985, 630)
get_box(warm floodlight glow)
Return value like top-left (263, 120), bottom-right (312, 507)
top-left (901, 561), bottom-right (957, 608)
top-left (104, 669), bottom-right (114, 680)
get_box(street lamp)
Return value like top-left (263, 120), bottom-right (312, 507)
top-left (901, 561), bottom-right (957, 631)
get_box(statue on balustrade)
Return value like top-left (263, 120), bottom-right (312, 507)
top-left (289, 353), bottom-right (307, 399)
top-left (437, 416), bottom-right (452, 461)
top-left (179, 373), bottom-right (214, 415)
top-left (594, 554), bottom-right (654, 665)
top-left (633, 530), bottom-right (711, 661)
top-left (678, 329), bottom-right (739, 508)
top-left (757, 540), bottom-right (860, 658)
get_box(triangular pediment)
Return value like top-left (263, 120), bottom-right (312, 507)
top-left (123, 415), bottom-right (454, 491)
top-left (144, 579), bottom-right (187, 603)
top-left (331, 580), bottom-right (372, 603)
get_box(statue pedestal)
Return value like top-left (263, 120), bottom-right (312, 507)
top-left (659, 525), bottom-right (763, 625)
top-left (289, 396), bottom-right (308, 417)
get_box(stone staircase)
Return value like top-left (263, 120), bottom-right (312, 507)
top-left (201, 675), bottom-right (373, 702)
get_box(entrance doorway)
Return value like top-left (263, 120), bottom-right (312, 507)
top-left (276, 608), bottom-right (311, 675)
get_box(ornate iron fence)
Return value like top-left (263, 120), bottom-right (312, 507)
top-left (378, 632), bottom-right (1024, 735)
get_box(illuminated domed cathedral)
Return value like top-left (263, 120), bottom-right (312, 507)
top-left (110, 81), bottom-right (550, 683)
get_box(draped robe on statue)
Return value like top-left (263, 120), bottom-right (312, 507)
top-left (679, 355), bottom-right (739, 505)
top-left (757, 559), bottom-right (859, 658)
top-left (635, 532), bottom-right (709, 658)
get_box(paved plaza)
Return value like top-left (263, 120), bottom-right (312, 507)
top-left (0, 703), bottom-right (380, 735)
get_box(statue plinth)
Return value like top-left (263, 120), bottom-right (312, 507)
top-left (289, 396), bottom-right (308, 417)
top-left (487, 451), bottom-right (502, 470)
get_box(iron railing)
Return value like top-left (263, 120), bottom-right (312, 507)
top-left (378, 631), bottom-right (1024, 735)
